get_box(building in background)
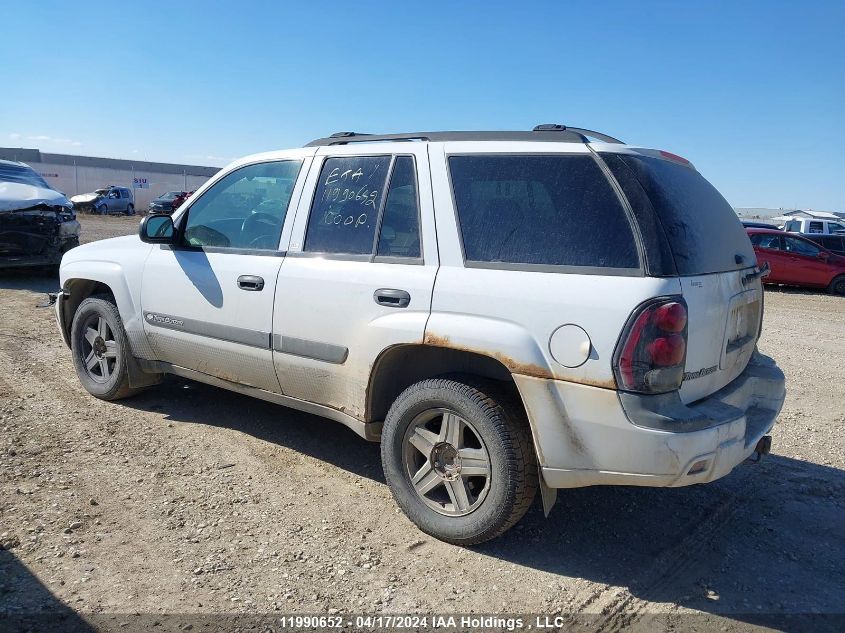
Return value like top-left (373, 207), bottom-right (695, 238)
top-left (735, 207), bottom-right (844, 225)
top-left (0, 147), bottom-right (220, 211)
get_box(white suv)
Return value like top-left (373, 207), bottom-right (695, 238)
top-left (54, 125), bottom-right (786, 544)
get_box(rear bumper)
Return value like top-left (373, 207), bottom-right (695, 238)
top-left (514, 349), bottom-right (785, 489)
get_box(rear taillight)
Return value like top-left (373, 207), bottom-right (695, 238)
top-left (614, 297), bottom-right (688, 393)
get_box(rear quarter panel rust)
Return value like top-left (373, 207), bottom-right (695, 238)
top-left (422, 331), bottom-right (616, 388)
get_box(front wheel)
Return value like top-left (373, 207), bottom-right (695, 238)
top-left (70, 296), bottom-right (137, 400)
top-left (126, 204), bottom-right (135, 216)
top-left (381, 377), bottom-right (538, 545)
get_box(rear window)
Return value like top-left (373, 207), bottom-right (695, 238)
top-left (448, 154), bottom-right (639, 269)
top-left (0, 162), bottom-right (50, 188)
top-left (602, 153), bottom-right (755, 275)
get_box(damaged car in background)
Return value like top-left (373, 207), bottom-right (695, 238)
top-left (70, 185), bottom-right (135, 215)
top-left (0, 159), bottom-right (81, 268)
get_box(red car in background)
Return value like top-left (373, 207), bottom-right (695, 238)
top-left (172, 190), bottom-right (194, 212)
top-left (747, 228), bottom-right (845, 295)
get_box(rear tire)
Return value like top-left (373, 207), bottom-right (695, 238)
top-left (381, 377), bottom-right (538, 545)
top-left (828, 275), bottom-right (845, 295)
top-left (70, 296), bottom-right (137, 400)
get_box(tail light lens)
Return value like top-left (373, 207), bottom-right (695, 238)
top-left (613, 297), bottom-right (688, 393)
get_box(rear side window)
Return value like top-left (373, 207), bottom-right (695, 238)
top-left (824, 236), bottom-right (845, 253)
top-left (602, 153), bottom-right (755, 275)
top-left (808, 221), bottom-right (824, 234)
top-left (784, 220), bottom-right (802, 232)
top-left (749, 233), bottom-right (782, 249)
top-left (376, 156), bottom-right (421, 258)
top-left (784, 236), bottom-right (820, 256)
top-left (304, 156), bottom-right (390, 254)
top-left (448, 155), bottom-right (639, 269)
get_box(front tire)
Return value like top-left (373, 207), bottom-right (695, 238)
top-left (70, 296), bottom-right (136, 400)
top-left (381, 377), bottom-right (538, 545)
top-left (828, 274), bottom-right (845, 295)
top-left (126, 204), bottom-right (135, 216)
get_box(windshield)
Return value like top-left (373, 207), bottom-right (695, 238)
top-left (0, 162), bottom-right (50, 188)
top-left (602, 153), bottom-right (755, 275)
top-left (160, 191), bottom-right (181, 200)
top-left (94, 189), bottom-right (110, 195)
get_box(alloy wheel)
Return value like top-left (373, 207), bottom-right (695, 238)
top-left (402, 408), bottom-right (491, 517)
top-left (79, 314), bottom-right (118, 383)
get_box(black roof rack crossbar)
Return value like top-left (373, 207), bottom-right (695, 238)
top-left (305, 125), bottom-right (623, 147)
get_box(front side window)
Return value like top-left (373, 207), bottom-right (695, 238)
top-left (784, 236), bottom-right (820, 256)
top-left (449, 154), bottom-right (639, 268)
top-left (182, 160), bottom-right (301, 250)
top-left (828, 222), bottom-right (845, 234)
top-left (304, 156), bottom-right (390, 254)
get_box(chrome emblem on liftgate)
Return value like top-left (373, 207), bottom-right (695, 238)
top-left (683, 365), bottom-right (718, 381)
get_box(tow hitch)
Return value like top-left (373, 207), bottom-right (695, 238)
top-left (749, 435), bottom-right (772, 463)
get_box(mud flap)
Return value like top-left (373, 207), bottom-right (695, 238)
top-left (126, 354), bottom-right (163, 389)
top-left (539, 471), bottom-right (557, 517)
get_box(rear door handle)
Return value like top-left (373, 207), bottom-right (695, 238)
top-left (237, 275), bottom-right (264, 291)
top-left (374, 288), bottom-right (410, 308)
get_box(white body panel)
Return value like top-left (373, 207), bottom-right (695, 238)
top-left (678, 269), bottom-right (762, 403)
top-left (273, 143), bottom-right (438, 418)
top-left (140, 249), bottom-right (283, 392)
top-left (60, 235), bottom-right (155, 358)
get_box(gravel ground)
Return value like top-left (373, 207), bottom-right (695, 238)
top-left (0, 215), bottom-right (843, 632)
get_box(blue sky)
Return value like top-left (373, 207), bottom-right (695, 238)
top-left (3, 1), bottom-right (843, 210)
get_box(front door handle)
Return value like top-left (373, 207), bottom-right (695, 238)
top-left (374, 288), bottom-right (410, 308)
top-left (237, 275), bottom-right (264, 291)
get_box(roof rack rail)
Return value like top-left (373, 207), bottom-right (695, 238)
top-left (533, 124), bottom-right (624, 144)
top-left (305, 125), bottom-right (623, 147)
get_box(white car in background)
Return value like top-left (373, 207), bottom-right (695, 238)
top-left (53, 125), bottom-right (786, 545)
top-left (782, 217), bottom-right (845, 235)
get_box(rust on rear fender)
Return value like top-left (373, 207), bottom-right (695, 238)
top-left (423, 332), bottom-right (552, 379)
top-left (423, 332), bottom-right (616, 389)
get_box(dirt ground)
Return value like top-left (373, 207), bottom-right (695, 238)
top-left (1, 215), bottom-right (843, 632)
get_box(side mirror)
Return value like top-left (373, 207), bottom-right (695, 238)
top-left (140, 214), bottom-right (175, 244)
top-left (817, 251), bottom-right (830, 261)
